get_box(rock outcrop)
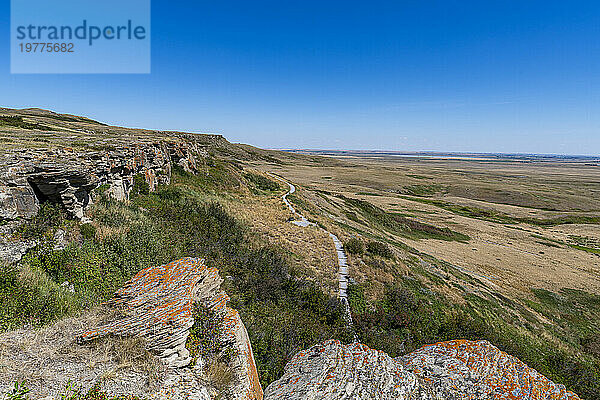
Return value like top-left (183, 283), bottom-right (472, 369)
top-left (79, 257), bottom-right (263, 400)
top-left (0, 141), bottom-right (203, 263)
top-left (264, 340), bottom-right (580, 400)
top-left (0, 141), bottom-right (202, 221)
top-left (264, 340), bottom-right (419, 399)
top-left (403, 340), bottom-right (579, 400)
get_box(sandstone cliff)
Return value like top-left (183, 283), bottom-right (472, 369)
top-left (0, 140), bottom-right (202, 263)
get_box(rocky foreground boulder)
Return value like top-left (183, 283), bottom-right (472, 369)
top-left (0, 257), bottom-right (581, 400)
top-left (79, 257), bottom-right (263, 400)
top-left (264, 340), bottom-right (580, 400)
top-left (0, 258), bottom-right (263, 400)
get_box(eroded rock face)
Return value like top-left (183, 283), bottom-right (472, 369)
top-left (79, 257), bottom-right (263, 400)
top-left (0, 142), bottom-right (186, 220)
top-left (264, 340), bottom-right (580, 400)
top-left (0, 140), bottom-right (204, 263)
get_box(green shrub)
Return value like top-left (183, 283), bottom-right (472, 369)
top-left (344, 238), bottom-right (365, 255)
top-left (187, 304), bottom-right (233, 366)
top-left (79, 223), bottom-right (96, 240)
top-left (347, 283), bottom-right (368, 314)
top-left (94, 184), bottom-right (110, 196)
top-left (5, 381), bottom-right (30, 400)
top-left (340, 195), bottom-right (469, 241)
top-left (244, 172), bottom-right (280, 192)
top-left (366, 240), bottom-right (393, 258)
top-left (130, 174), bottom-right (150, 198)
top-left (0, 264), bottom-right (78, 331)
top-left (17, 203), bottom-right (65, 239)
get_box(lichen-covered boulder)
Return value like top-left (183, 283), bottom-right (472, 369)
top-left (264, 340), bottom-right (421, 400)
top-left (402, 340), bottom-right (579, 400)
top-left (80, 257), bottom-right (263, 400)
top-left (264, 339), bottom-right (581, 400)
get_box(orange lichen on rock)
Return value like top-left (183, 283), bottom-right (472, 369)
top-left (79, 257), bottom-right (263, 400)
top-left (264, 339), bottom-right (581, 400)
top-left (403, 339), bottom-right (580, 400)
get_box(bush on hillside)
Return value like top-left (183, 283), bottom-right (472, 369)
top-left (0, 264), bottom-right (79, 331)
top-left (366, 240), bottom-right (393, 258)
top-left (344, 238), bottom-right (365, 255)
top-left (244, 172), bottom-right (280, 192)
top-left (17, 203), bottom-right (64, 239)
top-left (130, 174), bottom-right (149, 198)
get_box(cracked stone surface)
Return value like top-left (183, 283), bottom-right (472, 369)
top-left (403, 339), bottom-right (579, 400)
top-left (0, 139), bottom-right (205, 264)
top-left (79, 257), bottom-right (263, 400)
top-left (264, 339), bottom-right (580, 400)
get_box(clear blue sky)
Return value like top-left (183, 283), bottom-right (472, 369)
top-left (1, 1), bottom-right (599, 155)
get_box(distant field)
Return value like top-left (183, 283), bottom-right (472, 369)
top-left (257, 150), bottom-right (600, 298)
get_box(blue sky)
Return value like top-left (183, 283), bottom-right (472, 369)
top-left (1, 1), bottom-right (599, 155)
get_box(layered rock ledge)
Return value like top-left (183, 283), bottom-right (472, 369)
top-left (264, 340), bottom-right (580, 400)
top-left (0, 141), bottom-right (204, 263)
top-left (79, 257), bottom-right (263, 400)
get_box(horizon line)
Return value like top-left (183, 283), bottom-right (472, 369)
top-left (265, 148), bottom-right (600, 159)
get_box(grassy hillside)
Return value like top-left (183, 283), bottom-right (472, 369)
top-left (1, 160), bottom-right (352, 389)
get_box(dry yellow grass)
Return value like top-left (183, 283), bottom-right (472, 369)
top-left (246, 154), bottom-right (600, 302)
top-left (0, 307), bottom-right (164, 397)
top-left (225, 186), bottom-right (340, 294)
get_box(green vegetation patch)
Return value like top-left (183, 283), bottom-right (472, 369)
top-left (0, 116), bottom-right (51, 131)
top-left (399, 196), bottom-right (517, 224)
top-left (366, 240), bottom-right (394, 258)
top-left (406, 174), bottom-right (433, 180)
top-left (344, 238), bottom-right (365, 255)
top-left (186, 303), bottom-right (236, 392)
top-left (402, 196), bottom-right (600, 227)
top-left (172, 160), bottom-right (242, 193)
top-left (131, 174), bottom-right (150, 198)
top-left (356, 192), bottom-right (383, 196)
top-left (5, 163), bottom-right (353, 388)
top-left (3, 381), bottom-right (142, 400)
top-left (0, 263), bottom-right (80, 331)
top-left (339, 195), bottom-right (469, 241)
top-left (349, 279), bottom-right (600, 399)
top-left (243, 172), bottom-right (280, 192)
top-left (402, 184), bottom-right (443, 197)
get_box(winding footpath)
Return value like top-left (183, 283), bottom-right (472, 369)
top-left (268, 174), bottom-right (355, 337)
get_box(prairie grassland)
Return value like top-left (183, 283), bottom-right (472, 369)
top-left (252, 153), bottom-right (600, 298)
top-left (248, 151), bottom-right (600, 399)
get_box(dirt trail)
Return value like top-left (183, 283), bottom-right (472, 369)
top-left (268, 173), bottom-right (356, 338)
